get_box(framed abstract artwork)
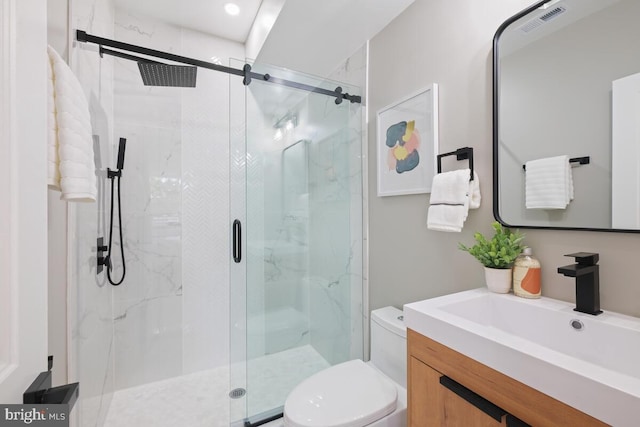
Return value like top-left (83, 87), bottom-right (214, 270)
top-left (376, 84), bottom-right (439, 197)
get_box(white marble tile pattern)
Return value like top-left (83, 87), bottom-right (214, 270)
top-left (70, 1), bottom-right (117, 426)
top-left (107, 10), bottom-right (244, 390)
top-left (246, 345), bottom-right (329, 417)
top-left (302, 67), bottom-right (365, 365)
top-left (112, 48), bottom-right (183, 388)
top-left (328, 45), bottom-right (367, 361)
top-left (181, 29), bottom-right (243, 374)
top-left (103, 345), bottom-right (328, 427)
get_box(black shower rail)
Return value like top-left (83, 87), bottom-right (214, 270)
top-left (76, 30), bottom-right (362, 105)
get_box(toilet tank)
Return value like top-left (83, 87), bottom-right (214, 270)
top-left (370, 306), bottom-right (407, 388)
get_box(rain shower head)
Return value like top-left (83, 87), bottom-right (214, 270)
top-left (137, 62), bottom-right (197, 88)
top-left (98, 46), bottom-right (197, 88)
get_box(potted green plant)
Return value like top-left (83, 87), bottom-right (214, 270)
top-left (458, 221), bottom-right (525, 293)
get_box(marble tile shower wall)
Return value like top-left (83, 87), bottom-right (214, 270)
top-left (325, 46), bottom-right (366, 361)
top-left (111, 12), bottom-right (184, 391)
top-left (71, 2), bottom-right (243, 424)
top-left (262, 144), bottom-right (311, 355)
top-left (242, 52), bottom-right (366, 364)
top-left (70, 1), bottom-right (116, 426)
top-left (244, 88), bottom-right (275, 359)
top-left (180, 29), bottom-right (244, 374)
top-left (304, 48), bottom-right (366, 365)
top-left (110, 11), bottom-right (243, 389)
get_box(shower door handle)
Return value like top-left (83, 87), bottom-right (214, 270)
top-left (233, 219), bottom-right (242, 263)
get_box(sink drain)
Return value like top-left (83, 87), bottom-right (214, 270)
top-left (229, 388), bottom-right (246, 399)
top-left (570, 319), bottom-right (585, 331)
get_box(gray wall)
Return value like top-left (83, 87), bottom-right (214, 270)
top-left (368, 0), bottom-right (640, 318)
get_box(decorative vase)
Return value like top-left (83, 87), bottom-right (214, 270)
top-left (484, 267), bottom-right (513, 294)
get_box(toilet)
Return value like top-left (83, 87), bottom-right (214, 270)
top-left (283, 306), bottom-right (407, 427)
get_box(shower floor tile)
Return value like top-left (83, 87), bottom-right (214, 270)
top-left (246, 345), bottom-right (330, 417)
top-left (103, 345), bottom-right (328, 427)
top-left (103, 364), bottom-right (230, 427)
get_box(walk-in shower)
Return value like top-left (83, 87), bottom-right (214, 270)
top-left (69, 4), bottom-right (364, 427)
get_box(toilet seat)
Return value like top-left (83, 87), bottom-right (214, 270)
top-left (283, 359), bottom-right (397, 427)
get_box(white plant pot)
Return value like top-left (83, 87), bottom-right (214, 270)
top-left (484, 267), bottom-right (512, 294)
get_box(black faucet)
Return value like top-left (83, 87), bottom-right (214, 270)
top-left (557, 252), bottom-right (602, 315)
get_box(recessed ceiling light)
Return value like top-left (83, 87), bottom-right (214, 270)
top-left (225, 3), bottom-right (240, 16)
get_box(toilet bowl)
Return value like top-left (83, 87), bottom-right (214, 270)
top-left (283, 306), bottom-right (407, 427)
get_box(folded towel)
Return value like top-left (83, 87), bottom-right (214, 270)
top-left (47, 45), bottom-right (96, 202)
top-left (525, 155), bottom-right (573, 209)
top-left (427, 204), bottom-right (468, 232)
top-left (427, 169), bottom-right (481, 232)
top-left (430, 169), bottom-right (471, 205)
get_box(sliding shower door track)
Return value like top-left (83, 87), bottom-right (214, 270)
top-left (75, 30), bottom-right (361, 105)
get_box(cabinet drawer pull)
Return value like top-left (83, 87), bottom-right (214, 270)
top-left (506, 414), bottom-right (531, 427)
top-left (439, 375), bottom-right (506, 422)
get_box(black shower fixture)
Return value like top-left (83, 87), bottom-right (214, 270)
top-left (116, 137), bottom-right (126, 170)
top-left (99, 46), bottom-right (197, 88)
top-left (98, 137), bottom-right (127, 286)
top-left (138, 62), bottom-right (197, 88)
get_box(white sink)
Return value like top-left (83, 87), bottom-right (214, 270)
top-left (404, 288), bottom-right (640, 426)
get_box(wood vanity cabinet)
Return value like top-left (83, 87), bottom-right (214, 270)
top-left (407, 329), bottom-right (608, 427)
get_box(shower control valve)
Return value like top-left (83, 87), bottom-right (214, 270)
top-left (97, 237), bottom-right (109, 274)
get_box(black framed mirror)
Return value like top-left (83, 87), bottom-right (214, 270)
top-left (493, 0), bottom-right (640, 232)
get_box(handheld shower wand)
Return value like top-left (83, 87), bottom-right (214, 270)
top-left (116, 137), bottom-right (126, 170)
top-left (105, 138), bottom-right (127, 286)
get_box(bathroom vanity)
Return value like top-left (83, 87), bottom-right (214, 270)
top-left (407, 330), bottom-right (604, 426)
top-left (404, 289), bottom-right (640, 426)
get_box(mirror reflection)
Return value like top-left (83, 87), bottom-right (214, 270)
top-left (494, 0), bottom-right (640, 231)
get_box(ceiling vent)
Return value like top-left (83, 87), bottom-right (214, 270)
top-left (540, 6), bottom-right (567, 22)
top-left (519, 6), bottom-right (567, 33)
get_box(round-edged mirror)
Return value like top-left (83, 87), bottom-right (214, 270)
top-left (493, 0), bottom-right (640, 232)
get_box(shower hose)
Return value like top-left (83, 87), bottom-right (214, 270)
top-left (106, 171), bottom-right (126, 286)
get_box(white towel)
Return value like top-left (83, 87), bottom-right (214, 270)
top-left (47, 46), bottom-right (96, 202)
top-left (525, 155), bottom-right (573, 209)
top-left (427, 169), bottom-right (481, 232)
top-left (468, 171), bottom-right (481, 209)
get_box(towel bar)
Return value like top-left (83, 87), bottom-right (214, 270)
top-left (523, 156), bottom-right (590, 171)
top-left (437, 147), bottom-right (474, 181)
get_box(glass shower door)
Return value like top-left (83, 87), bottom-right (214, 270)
top-left (230, 61), bottom-right (363, 424)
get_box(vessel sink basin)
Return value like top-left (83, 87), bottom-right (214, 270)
top-left (404, 288), bottom-right (640, 426)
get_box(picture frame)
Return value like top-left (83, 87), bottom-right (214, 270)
top-left (376, 84), bottom-right (439, 197)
